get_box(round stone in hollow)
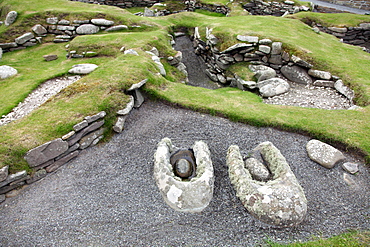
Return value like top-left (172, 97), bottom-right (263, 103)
top-left (175, 159), bottom-right (193, 178)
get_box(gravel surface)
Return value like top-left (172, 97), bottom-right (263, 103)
top-left (1, 99), bottom-right (369, 246)
top-left (0, 76), bottom-right (81, 126)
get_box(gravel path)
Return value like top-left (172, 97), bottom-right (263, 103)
top-left (0, 76), bottom-right (81, 126)
top-left (1, 99), bottom-right (369, 246)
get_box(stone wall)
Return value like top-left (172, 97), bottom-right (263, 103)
top-left (0, 111), bottom-right (106, 204)
top-left (243, 0), bottom-right (310, 16)
top-left (320, 0), bottom-right (370, 10)
top-left (70, 0), bottom-right (161, 8)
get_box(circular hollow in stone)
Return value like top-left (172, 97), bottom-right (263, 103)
top-left (175, 159), bottom-right (193, 178)
top-left (170, 149), bottom-right (196, 179)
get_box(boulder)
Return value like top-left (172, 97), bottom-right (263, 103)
top-left (306, 139), bottom-right (345, 168)
top-left (68, 64), bottom-right (98, 74)
top-left (43, 55), bottom-right (58, 61)
top-left (144, 7), bottom-right (155, 17)
top-left (76, 24), bottom-right (99, 35)
top-left (0, 65), bottom-right (18, 79)
top-left (15, 32), bottom-right (35, 45)
top-left (154, 138), bottom-right (214, 213)
top-left (258, 78), bottom-right (290, 97)
top-left (91, 19), bottom-right (114, 26)
top-left (249, 64), bottom-right (276, 82)
top-left (227, 142), bottom-right (307, 227)
top-left (5, 11), bottom-right (17, 26)
top-left (281, 65), bottom-right (312, 84)
top-left (308, 69), bottom-right (331, 80)
top-left (24, 138), bottom-right (69, 167)
top-left (32, 24), bottom-right (47, 35)
top-left (124, 49), bottom-right (139, 56)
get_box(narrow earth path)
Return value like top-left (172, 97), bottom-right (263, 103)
top-left (0, 100), bottom-right (368, 246)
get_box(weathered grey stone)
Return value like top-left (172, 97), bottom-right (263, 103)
top-left (69, 64), bottom-right (98, 74)
top-left (23, 42), bottom-right (37, 47)
top-left (62, 131), bottom-right (75, 140)
top-left (176, 62), bottom-right (188, 77)
top-left (170, 149), bottom-right (196, 179)
top-left (84, 111), bottom-right (106, 123)
top-left (26, 169), bottom-right (47, 184)
top-left (104, 25), bottom-right (128, 32)
top-left (55, 35), bottom-right (71, 39)
top-left (154, 138), bottom-right (214, 213)
top-left (236, 35), bottom-right (259, 43)
top-left (334, 80), bottom-right (355, 101)
top-left (271, 42), bottom-right (282, 55)
top-left (244, 158), bottom-right (270, 181)
top-left (79, 128), bottom-right (104, 149)
top-left (328, 27), bottom-right (347, 33)
top-left (258, 78), bottom-right (290, 97)
top-left (152, 55), bottom-right (166, 76)
top-left (46, 17), bottom-right (58, 25)
top-left (124, 49), bottom-right (139, 56)
top-left (91, 19), bottom-right (114, 26)
top-left (43, 54), bottom-right (58, 61)
top-left (249, 65), bottom-right (276, 82)
top-left (222, 43), bottom-right (253, 53)
top-left (24, 138), bottom-right (69, 167)
top-left (127, 79), bottom-right (148, 91)
top-left (57, 25), bottom-right (75, 31)
top-left (76, 24), bottom-right (99, 35)
top-left (281, 65), bottom-right (312, 84)
top-left (73, 120), bottom-right (89, 132)
top-left (117, 96), bottom-right (135, 115)
top-left (312, 27), bottom-right (320, 34)
top-left (306, 139), bottom-right (345, 169)
top-left (269, 54), bottom-right (283, 65)
top-left (0, 181), bottom-right (25, 194)
top-left (0, 65), bottom-right (18, 80)
top-left (205, 69), bottom-right (218, 81)
top-left (342, 162), bottom-right (359, 174)
top-left (56, 143), bottom-right (80, 161)
top-left (0, 42), bottom-right (18, 49)
top-left (0, 194), bottom-right (5, 203)
top-left (217, 74), bottom-right (227, 84)
top-left (0, 166), bottom-right (9, 183)
top-left (33, 160), bottom-right (54, 171)
top-left (67, 120), bottom-right (105, 146)
top-left (0, 170), bottom-right (27, 188)
top-left (308, 69), bottom-right (331, 80)
top-left (15, 32), bottom-right (35, 45)
top-left (227, 142), bottom-right (307, 227)
top-left (150, 47), bottom-right (160, 57)
top-left (5, 11), bottom-right (17, 26)
top-left (258, 45), bottom-right (271, 54)
top-left (236, 76), bottom-right (257, 90)
top-left (46, 150), bottom-right (79, 173)
top-left (291, 55), bottom-right (313, 69)
top-left (58, 19), bottom-right (70, 25)
top-left (113, 115), bottom-right (128, 133)
top-left (32, 24), bottom-right (47, 35)
top-left (259, 39), bottom-right (272, 45)
top-left (143, 7), bottom-right (155, 17)
top-left (282, 51), bottom-right (290, 62)
top-left (359, 23), bottom-right (370, 30)
top-left (73, 20), bottom-right (89, 24)
top-left (312, 80), bottom-right (335, 88)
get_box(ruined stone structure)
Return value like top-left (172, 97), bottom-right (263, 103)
top-left (320, 0), bottom-right (370, 10)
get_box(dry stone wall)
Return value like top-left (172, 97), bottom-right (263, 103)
top-left (320, 0), bottom-right (370, 10)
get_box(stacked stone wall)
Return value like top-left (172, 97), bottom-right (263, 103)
top-left (70, 0), bottom-right (161, 8)
top-left (320, 0), bottom-right (370, 10)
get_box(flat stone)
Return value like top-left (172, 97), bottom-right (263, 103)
top-left (43, 54), bottom-right (58, 61)
top-left (117, 96), bottom-right (135, 115)
top-left (359, 23), bottom-right (370, 30)
top-left (271, 42), bottom-right (282, 55)
top-left (84, 111), bottom-right (106, 123)
top-left (62, 131), bottom-right (75, 140)
top-left (32, 24), bottom-right (47, 35)
top-left (91, 19), bottom-right (114, 26)
top-left (154, 138), bottom-right (214, 213)
top-left (259, 39), bottom-right (272, 45)
top-left (342, 162), bottom-right (359, 174)
top-left (227, 142), bottom-right (307, 227)
top-left (312, 80), bottom-right (335, 88)
top-left (5, 11), bottom-right (17, 26)
top-left (24, 138), bottom-right (69, 167)
top-left (281, 65), bottom-right (312, 84)
top-left (258, 78), bottom-right (290, 97)
top-left (308, 69), bottom-right (331, 80)
top-left (290, 55), bottom-right (313, 69)
top-left (236, 35), bottom-right (259, 43)
top-left (0, 170), bottom-right (27, 188)
top-left (105, 25), bottom-right (128, 32)
top-left (152, 55), bottom-right (166, 76)
top-left (222, 43), bottom-right (253, 53)
top-left (328, 27), bottom-right (348, 33)
top-left (67, 120), bottom-right (105, 146)
top-left (0, 181), bottom-right (25, 194)
top-left (0, 65), bottom-right (18, 80)
top-left (113, 115), bottom-right (128, 133)
top-left (0, 194), bottom-right (5, 203)
top-left (76, 24), bottom-right (99, 35)
top-left (15, 32), bottom-right (35, 45)
top-left (46, 17), bottom-right (58, 25)
top-left (0, 166), bottom-right (9, 183)
top-left (249, 65), bottom-right (276, 82)
top-left (334, 80), bottom-right (355, 101)
top-left (57, 25), bottom-right (75, 31)
top-left (259, 45), bottom-right (271, 54)
top-left (73, 120), bottom-right (89, 132)
top-left (127, 79), bottom-right (148, 91)
top-left (46, 151), bottom-right (79, 173)
top-left (69, 64), bottom-right (98, 74)
top-left (79, 128), bottom-right (104, 149)
top-left (26, 169), bottom-right (47, 184)
top-left (306, 139), bottom-right (345, 169)
top-left (0, 42), bottom-right (18, 49)
top-left (58, 19), bottom-right (70, 25)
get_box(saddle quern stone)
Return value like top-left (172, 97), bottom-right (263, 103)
top-left (154, 138), bottom-right (214, 213)
top-left (226, 141), bottom-right (307, 227)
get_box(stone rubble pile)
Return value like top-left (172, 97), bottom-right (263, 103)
top-left (243, 0), bottom-right (310, 16)
top-left (189, 28), bottom-right (355, 106)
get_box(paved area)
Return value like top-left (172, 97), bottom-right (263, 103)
top-left (1, 100), bottom-right (369, 246)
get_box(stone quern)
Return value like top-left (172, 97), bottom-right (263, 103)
top-left (154, 138), bottom-right (214, 213)
top-left (227, 142), bottom-right (307, 227)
